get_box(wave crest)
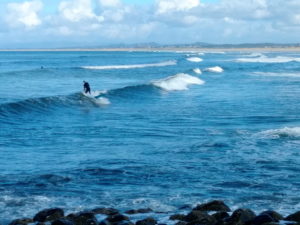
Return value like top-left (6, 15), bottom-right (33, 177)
top-left (152, 73), bottom-right (205, 91)
top-left (81, 60), bottom-right (177, 70)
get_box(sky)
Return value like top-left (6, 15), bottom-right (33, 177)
top-left (0, 0), bottom-right (300, 48)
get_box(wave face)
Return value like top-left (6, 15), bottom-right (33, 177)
top-left (151, 73), bottom-right (205, 91)
top-left (1, 50), bottom-right (300, 224)
top-left (236, 54), bottom-right (300, 63)
top-left (81, 60), bottom-right (177, 70)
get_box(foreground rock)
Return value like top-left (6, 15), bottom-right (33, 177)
top-left (33, 208), bottom-right (64, 222)
top-left (193, 201), bottom-right (231, 212)
top-left (7, 200), bottom-right (300, 225)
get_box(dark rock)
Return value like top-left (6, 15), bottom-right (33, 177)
top-left (125, 208), bottom-right (153, 214)
top-left (68, 212), bottom-right (97, 225)
top-left (211, 212), bottom-right (230, 221)
top-left (226, 208), bottom-right (256, 225)
top-left (9, 218), bottom-right (33, 225)
top-left (250, 214), bottom-right (275, 225)
top-left (99, 220), bottom-right (111, 225)
top-left (52, 219), bottom-right (75, 225)
top-left (169, 214), bottom-right (186, 221)
top-left (136, 217), bottom-right (157, 225)
top-left (285, 211), bottom-right (300, 222)
top-left (184, 211), bottom-right (216, 225)
top-left (175, 222), bottom-right (187, 225)
top-left (33, 208), bottom-right (64, 222)
top-left (260, 211), bottom-right (283, 222)
top-left (117, 221), bottom-right (135, 225)
top-left (92, 208), bottom-right (119, 215)
top-left (107, 214), bottom-right (129, 223)
top-left (193, 201), bottom-right (231, 212)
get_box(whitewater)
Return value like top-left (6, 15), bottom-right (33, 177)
top-left (0, 50), bottom-right (300, 224)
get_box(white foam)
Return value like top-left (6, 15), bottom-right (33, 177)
top-left (259, 127), bottom-right (300, 139)
top-left (83, 91), bottom-right (110, 105)
top-left (193, 68), bottom-right (202, 74)
top-left (244, 53), bottom-right (264, 58)
top-left (186, 57), bottom-right (203, 62)
top-left (152, 73), bottom-right (205, 91)
top-left (253, 72), bottom-right (300, 78)
top-left (82, 60), bottom-right (177, 70)
top-left (236, 55), bottom-right (300, 63)
top-left (204, 66), bottom-right (224, 73)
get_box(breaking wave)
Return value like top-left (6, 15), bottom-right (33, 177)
top-left (186, 57), bottom-right (203, 62)
top-left (193, 68), bottom-right (202, 74)
top-left (204, 66), bottom-right (224, 73)
top-left (81, 60), bottom-right (177, 70)
top-left (236, 54), bottom-right (300, 63)
top-left (151, 73), bottom-right (205, 91)
top-left (259, 127), bottom-right (300, 139)
top-left (0, 74), bottom-right (204, 117)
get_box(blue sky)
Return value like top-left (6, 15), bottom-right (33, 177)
top-left (0, 0), bottom-right (299, 48)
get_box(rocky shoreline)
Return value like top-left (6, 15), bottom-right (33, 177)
top-left (7, 200), bottom-right (300, 225)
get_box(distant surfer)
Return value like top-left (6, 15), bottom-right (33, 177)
top-left (83, 81), bottom-right (91, 94)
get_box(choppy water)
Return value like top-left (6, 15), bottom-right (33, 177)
top-left (0, 51), bottom-right (300, 224)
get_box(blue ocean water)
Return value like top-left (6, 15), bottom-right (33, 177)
top-left (0, 50), bottom-right (300, 223)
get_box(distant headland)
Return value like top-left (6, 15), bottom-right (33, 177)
top-left (1, 43), bottom-right (300, 52)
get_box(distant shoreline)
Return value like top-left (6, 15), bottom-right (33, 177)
top-left (1, 47), bottom-right (300, 52)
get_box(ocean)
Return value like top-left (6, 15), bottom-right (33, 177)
top-left (0, 50), bottom-right (300, 224)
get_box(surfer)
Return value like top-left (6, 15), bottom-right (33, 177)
top-left (83, 81), bottom-right (91, 94)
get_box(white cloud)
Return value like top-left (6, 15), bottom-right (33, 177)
top-left (59, 0), bottom-right (102, 22)
top-left (156, 0), bottom-right (200, 14)
top-left (6, 0), bottom-right (43, 28)
top-left (99, 0), bottom-right (121, 8)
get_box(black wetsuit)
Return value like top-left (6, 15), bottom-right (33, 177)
top-left (84, 82), bottom-right (91, 94)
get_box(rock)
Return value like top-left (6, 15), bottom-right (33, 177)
top-left (107, 214), bottom-right (129, 223)
top-left (260, 211), bottom-right (283, 222)
top-left (9, 218), bottom-right (33, 225)
top-left (169, 214), bottom-right (186, 221)
top-left (193, 201), bottom-right (231, 212)
top-left (33, 208), bottom-right (64, 222)
top-left (92, 208), bottom-right (119, 215)
top-left (67, 212), bottom-right (97, 225)
top-left (117, 221), bottom-right (135, 225)
top-left (52, 219), bottom-right (75, 225)
top-left (226, 208), bottom-right (256, 225)
top-left (136, 217), bottom-right (157, 225)
top-left (125, 208), bottom-right (153, 214)
top-left (250, 214), bottom-right (276, 225)
top-left (212, 212), bottom-right (230, 221)
top-left (285, 211), bottom-right (300, 222)
top-left (184, 211), bottom-right (216, 225)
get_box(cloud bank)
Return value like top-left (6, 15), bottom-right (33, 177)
top-left (1, 0), bottom-right (300, 48)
